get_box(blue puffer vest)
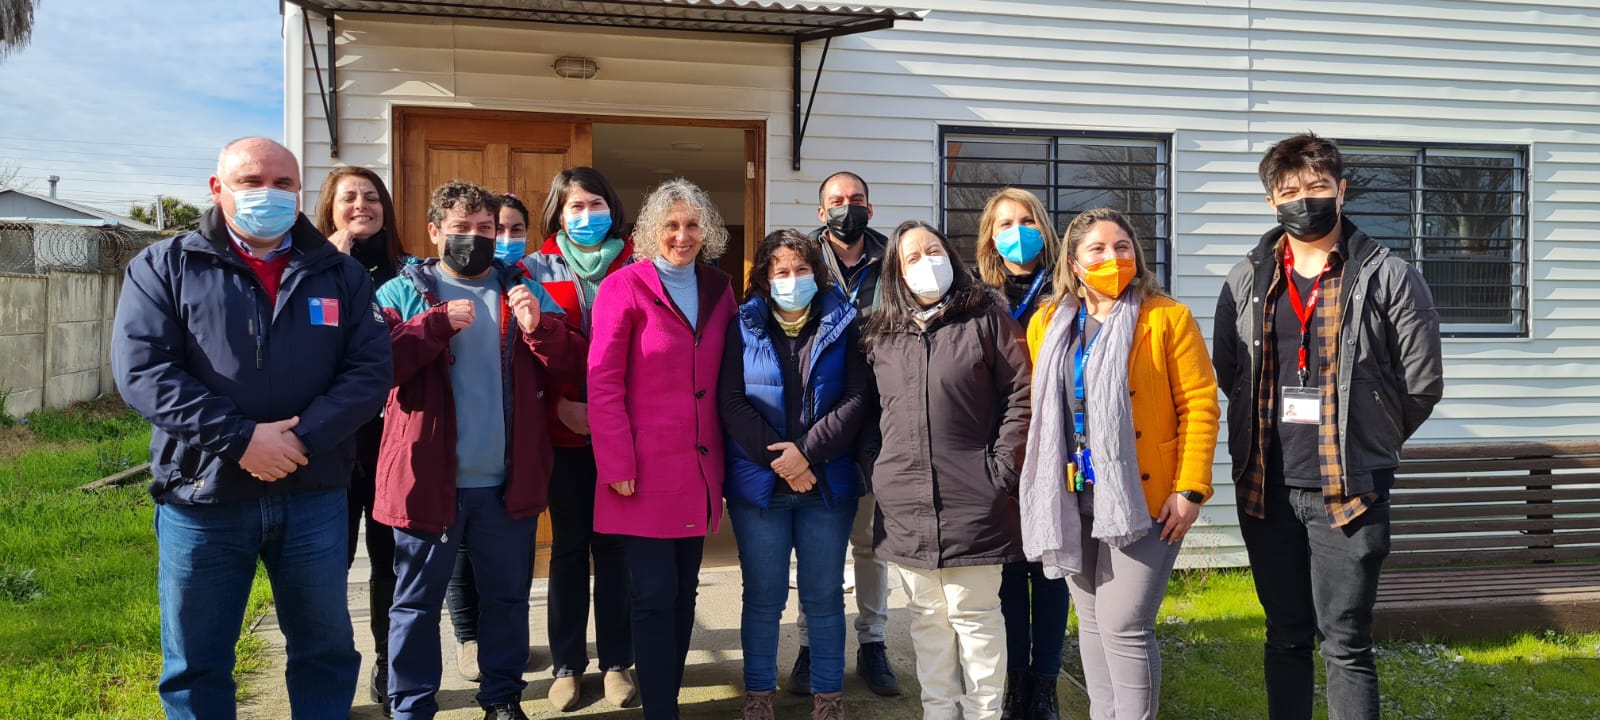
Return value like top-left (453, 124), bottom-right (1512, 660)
top-left (724, 287), bottom-right (862, 509)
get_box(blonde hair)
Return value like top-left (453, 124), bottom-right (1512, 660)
top-left (975, 188), bottom-right (1061, 287)
top-left (632, 178), bottom-right (728, 261)
top-left (1047, 207), bottom-right (1165, 305)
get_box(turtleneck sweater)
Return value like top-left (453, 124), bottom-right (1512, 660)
top-left (654, 256), bottom-right (699, 330)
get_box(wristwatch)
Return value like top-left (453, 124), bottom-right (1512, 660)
top-left (1178, 490), bottom-right (1205, 504)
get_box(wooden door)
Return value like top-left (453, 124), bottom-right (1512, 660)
top-left (394, 107), bottom-right (593, 577)
top-left (395, 107), bottom-right (594, 258)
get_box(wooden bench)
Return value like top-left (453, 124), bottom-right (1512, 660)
top-left (1373, 440), bottom-right (1600, 642)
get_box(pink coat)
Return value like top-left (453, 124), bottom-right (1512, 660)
top-left (587, 259), bottom-right (737, 539)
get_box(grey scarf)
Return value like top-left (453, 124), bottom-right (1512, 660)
top-left (1020, 289), bottom-right (1150, 579)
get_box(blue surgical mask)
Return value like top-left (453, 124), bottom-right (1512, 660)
top-left (994, 224), bottom-right (1044, 265)
top-left (494, 234), bottom-right (527, 263)
top-left (769, 273), bottom-right (818, 312)
top-left (565, 210), bottom-right (613, 246)
top-left (227, 185), bottom-right (299, 240)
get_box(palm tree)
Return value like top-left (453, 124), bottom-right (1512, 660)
top-left (1, 0), bottom-right (39, 60)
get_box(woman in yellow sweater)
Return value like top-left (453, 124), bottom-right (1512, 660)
top-left (1019, 207), bottom-right (1219, 720)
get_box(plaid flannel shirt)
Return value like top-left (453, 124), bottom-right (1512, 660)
top-left (1239, 240), bottom-right (1375, 527)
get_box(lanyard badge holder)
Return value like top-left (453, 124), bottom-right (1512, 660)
top-left (1011, 271), bottom-right (1048, 321)
top-left (1281, 245), bottom-right (1328, 426)
top-left (1069, 305), bottom-right (1100, 493)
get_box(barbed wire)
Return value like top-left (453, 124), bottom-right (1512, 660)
top-left (0, 222), bottom-right (161, 275)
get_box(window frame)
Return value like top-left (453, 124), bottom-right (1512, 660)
top-left (1337, 139), bottom-right (1530, 338)
top-left (938, 126), bottom-right (1174, 288)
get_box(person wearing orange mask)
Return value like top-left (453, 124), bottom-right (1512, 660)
top-left (1018, 208), bottom-right (1219, 719)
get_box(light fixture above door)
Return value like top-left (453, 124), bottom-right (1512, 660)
top-left (553, 56), bottom-right (599, 79)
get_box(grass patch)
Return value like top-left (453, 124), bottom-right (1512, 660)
top-left (1061, 568), bottom-right (1600, 719)
top-left (0, 399), bottom-right (274, 719)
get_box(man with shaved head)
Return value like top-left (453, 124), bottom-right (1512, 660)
top-left (113, 136), bottom-right (392, 719)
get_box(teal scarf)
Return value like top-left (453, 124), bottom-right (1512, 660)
top-left (554, 231), bottom-right (625, 304)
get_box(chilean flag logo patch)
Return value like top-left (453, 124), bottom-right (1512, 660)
top-left (309, 297), bottom-right (340, 327)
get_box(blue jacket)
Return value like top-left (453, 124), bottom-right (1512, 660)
top-left (722, 287), bottom-right (865, 509)
top-left (112, 207), bottom-right (393, 505)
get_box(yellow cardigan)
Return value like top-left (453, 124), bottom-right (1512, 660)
top-left (1026, 295), bottom-right (1221, 518)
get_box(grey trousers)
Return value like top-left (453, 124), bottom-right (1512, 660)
top-left (1068, 501), bottom-right (1182, 720)
top-left (798, 493), bottom-right (890, 646)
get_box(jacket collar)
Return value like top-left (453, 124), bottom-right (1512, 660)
top-left (185, 205), bottom-right (337, 270)
top-left (1247, 216), bottom-right (1382, 270)
top-left (399, 256), bottom-right (524, 306)
top-left (639, 259), bottom-right (730, 331)
top-left (738, 285), bottom-right (856, 343)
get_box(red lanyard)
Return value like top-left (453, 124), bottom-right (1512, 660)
top-left (1283, 244), bottom-right (1329, 386)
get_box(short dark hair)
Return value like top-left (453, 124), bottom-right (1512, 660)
top-left (745, 228), bottom-right (834, 302)
top-left (427, 179), bottom-right (500, 228)
top-left (1258, 133), bottom-right (1344, 194)
top-left (817, 171), bottom-right (870, 205)
top-left (499, 193), bottom-right (531, 227)
top-left (540, 167), bottom-right (627, 240)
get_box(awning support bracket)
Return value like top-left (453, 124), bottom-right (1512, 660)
top-left (792, 35), bottom-right (833, 172)
top-left (301, 3), bottom-right (340, 158)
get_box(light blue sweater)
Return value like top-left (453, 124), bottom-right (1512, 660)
top-left (654, 256), bottom-right (699, 330)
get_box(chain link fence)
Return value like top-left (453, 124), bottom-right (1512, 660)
top-left (0, 222), bottom-right (161, 275)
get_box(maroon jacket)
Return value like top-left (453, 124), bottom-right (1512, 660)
top-left (372, 260), bottom-right (587, 534)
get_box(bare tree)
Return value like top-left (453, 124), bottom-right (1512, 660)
top-left (0, 0), bottom-right (38, 60)
top-left (0, 161), bottom-right (28, 191)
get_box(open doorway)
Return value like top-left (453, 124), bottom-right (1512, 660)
top-left (593, 123), bottom-right (751, 284)
top-left (392, 108), bottom-right (766, 573)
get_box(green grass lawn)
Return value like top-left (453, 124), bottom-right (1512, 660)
top-left (0, 399), bottom-right (272, 719)
top-left (1060, 568), bottom-right (1600, 719)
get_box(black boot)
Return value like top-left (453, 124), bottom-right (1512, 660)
top-left (370, 577), bottom-right (396, 716)
top-left (1029, 673), bottom-right (1059, 720)
top-left (1002, 671), bottom-right (1032, 720)
top-left (788, 646), bottom-right (813, 695)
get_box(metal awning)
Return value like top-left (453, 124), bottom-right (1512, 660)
top-left (283, 0), bottom-right (926, 167)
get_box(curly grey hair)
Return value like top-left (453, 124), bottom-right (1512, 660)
top-left (632, 178), bottom-right (729, 261)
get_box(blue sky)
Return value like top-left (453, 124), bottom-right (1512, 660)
top-left (0, 0), bottom-right (285, 215)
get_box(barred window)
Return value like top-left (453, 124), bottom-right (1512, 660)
top-left (1340, 144), bottom-right (1528, 336)
top-left (940, 128), bottom-right (1171, 285)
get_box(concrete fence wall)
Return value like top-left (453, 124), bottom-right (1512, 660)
top-left (0, 270), bottom-right (124, 418)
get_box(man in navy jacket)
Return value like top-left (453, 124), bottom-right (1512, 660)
top-left (112, 137), bottom-right (392, 719)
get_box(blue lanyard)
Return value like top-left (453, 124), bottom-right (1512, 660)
top-left (1010, 271), bottom-right (1048, 321)
top-left (1072, 304), bottom-right (1102, 435)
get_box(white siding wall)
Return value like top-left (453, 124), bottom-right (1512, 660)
top-left (287, 1), bottom-right (1600, 568)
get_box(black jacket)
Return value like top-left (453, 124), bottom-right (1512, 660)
top-left (808, 225), bottom-right (888, 314)
top-left (1213, 218), bottom-right (1444, 494)
top-left (865, 286), bottom-right (1032, 569)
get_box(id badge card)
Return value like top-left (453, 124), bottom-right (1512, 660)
top-left (1281, 386), bottom-right (1323, 425)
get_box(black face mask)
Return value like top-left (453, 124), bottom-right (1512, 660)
top-left (825, 204), bottom-right (870, 245)
top-left (441, 233), bottom-right (495, 276)
top-left (1275, 196), bottom-right (1341, 240)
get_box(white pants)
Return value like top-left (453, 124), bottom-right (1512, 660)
top-left (893, 563), bottom-right (1007, 720)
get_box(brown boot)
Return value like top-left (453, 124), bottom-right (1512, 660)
top-left (813, 691), bottom-right (844, 720)
top-left (743, 689), bottom-right (776, 720)
top-left (547, 674), bottom-right (581, 712)
top-left (602, 669), bottom-right (637, 708)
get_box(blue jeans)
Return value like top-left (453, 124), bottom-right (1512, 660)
top-left (728, 492), bottom-right (857, 694)
top-left (155, 489), bottom-right (358, 720)
top-left (389, 487), bottom-right (538, 719)
top-left (999, 560), bottom-right (1070, 677)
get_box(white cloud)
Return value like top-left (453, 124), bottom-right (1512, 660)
top-left (0, 0), bottom-right (285, 215)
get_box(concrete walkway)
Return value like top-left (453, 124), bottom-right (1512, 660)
top-left (237, 526), bottom-right (1087, 719)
